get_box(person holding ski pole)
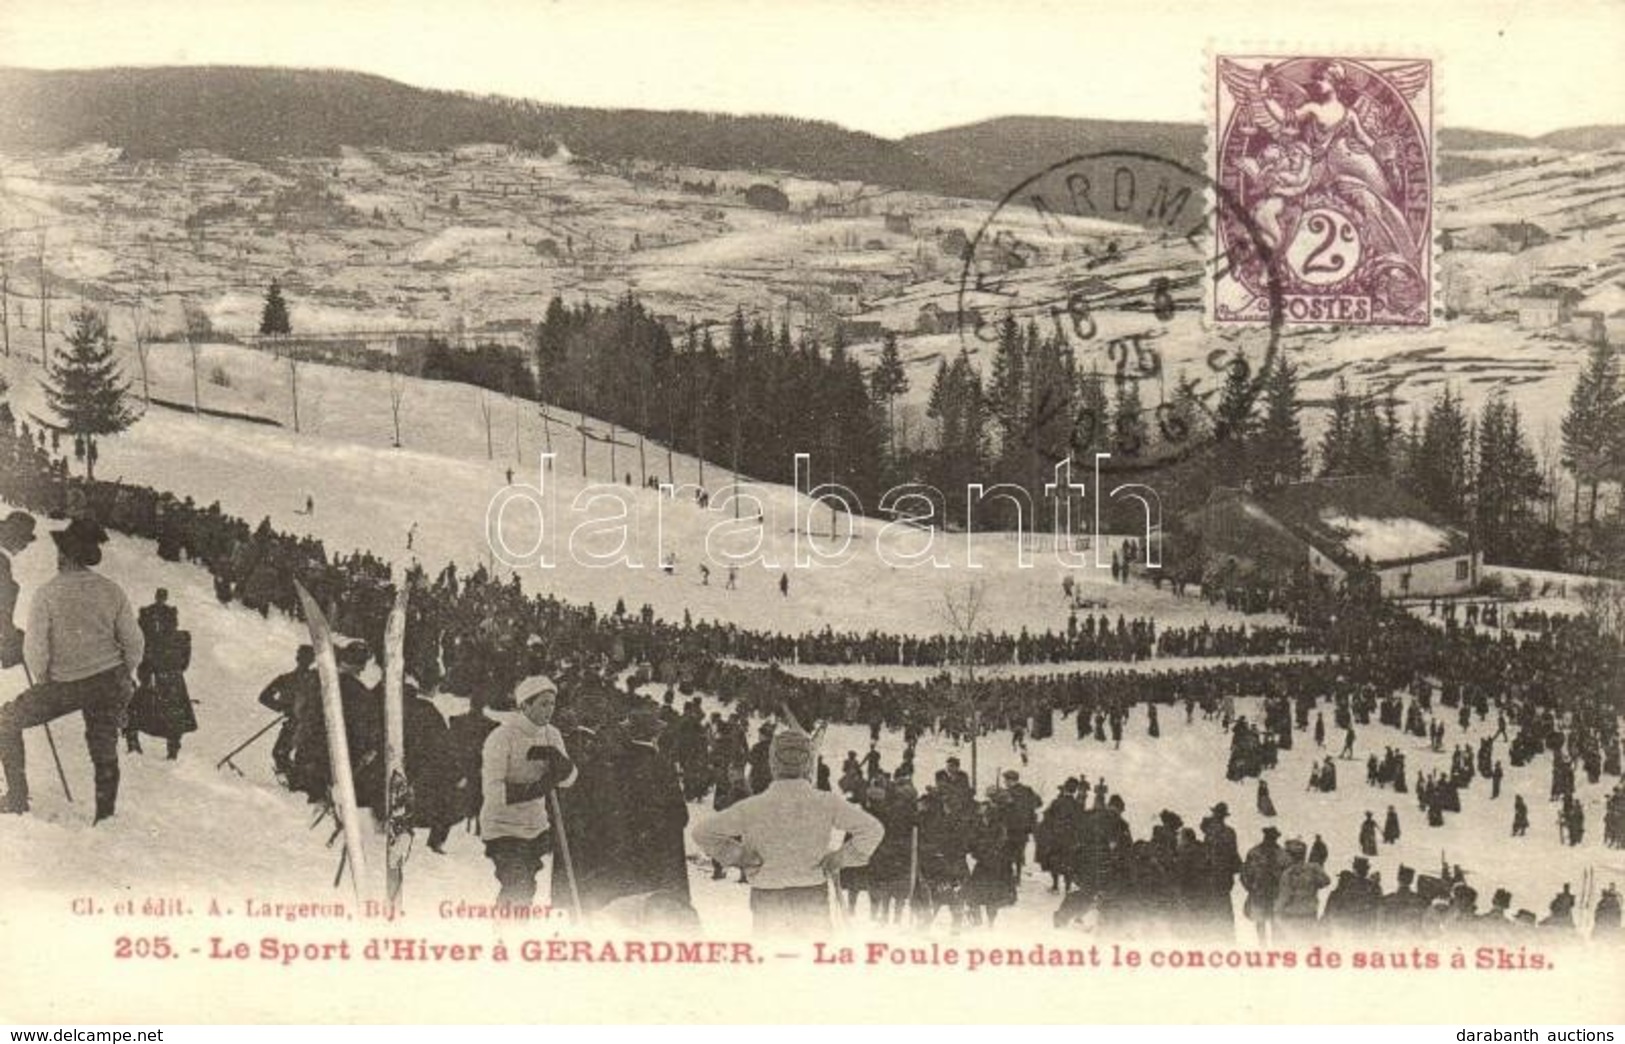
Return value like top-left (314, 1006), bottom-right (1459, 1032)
top-left (479, 674), bottom-right (576, 907)
top-left (0, 518), bottom-right (143, 821)
top-left (256, 644), bottom-right (319, 785)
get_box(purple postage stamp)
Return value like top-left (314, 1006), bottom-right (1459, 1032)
top-left (1213, 55), bottom-right (1433, 327)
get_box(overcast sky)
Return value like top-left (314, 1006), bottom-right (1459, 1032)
top-left (1, 0), bottom-right (1620, 138)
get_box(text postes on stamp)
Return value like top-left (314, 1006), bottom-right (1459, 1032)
top-left (1214, 55), bottom-right (1434, 327)
top-left (957, 151), bottom-right (1282, 472)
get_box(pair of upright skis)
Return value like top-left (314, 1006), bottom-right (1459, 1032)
top-left (292, 580), bottom-right (410, 905)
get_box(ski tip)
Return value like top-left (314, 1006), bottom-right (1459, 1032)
top-left (292, 579), bottom-right (317, 619)
top-left (292, 580), bottom-right (332, 637)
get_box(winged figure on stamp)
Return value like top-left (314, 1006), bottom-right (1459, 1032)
top-left (1221, 57), bottom-right (1428, 279)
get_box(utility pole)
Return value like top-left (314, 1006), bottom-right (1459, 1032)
top-left (38, 229), bottom-right (49, 365)
top-left (479, 388), bottom-right (493, 460)
top-left (580, 417), bottom-right (588, 477)
top-left (189, 334), bottom-right (202, 415)
top-left (665, 394), bottom-right (676, 487)
top-left (130, 304), bottom-right (150, 404)
top-left (0, 228), bottom-right (10, 358)
top-left (695, 378), bottom-right (707, 489)
top-left (289, 346), bottom-right (301, 432)
top-left (732, 414), bottom-right (742, 521)
top-left (637, 373), bottom-right (648, 487)
top-left (511, 392), bottom-right (521, 465)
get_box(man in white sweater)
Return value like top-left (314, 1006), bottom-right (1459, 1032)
top-left (692, 728), bottom-right (884, 936)
top-left (0, 519), bottom-right (142, 822)
top-left (480, 674), bottom-right (577, 907)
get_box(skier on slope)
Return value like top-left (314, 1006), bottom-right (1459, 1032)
top-left (0, 519), bottom-right (143, 821)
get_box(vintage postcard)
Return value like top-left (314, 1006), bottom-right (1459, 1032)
top-left (0, 0), bottom-right (1623, 1026)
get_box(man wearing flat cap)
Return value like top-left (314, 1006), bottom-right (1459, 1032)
top-left (480, 674), bottom-right (576, 907)
top-left (692, 727), bottom-right (884, 935)
top-left (0, 518), bottom-right (142, 821)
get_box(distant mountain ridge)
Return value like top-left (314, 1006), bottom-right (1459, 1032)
top-left (0, 66), bottom-right (949, 190)
top-left (0, 66), bottom-right (1618, 200)
top-left (900, 116), bottom-right (1207, 201)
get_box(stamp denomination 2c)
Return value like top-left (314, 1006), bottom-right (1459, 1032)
top-left (1214, 55), bottom-right (1433, 327)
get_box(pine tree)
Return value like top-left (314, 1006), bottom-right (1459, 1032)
top-left (1110, 378), bottom-right (1147, 461)
top-left (1348, 395), bottom-right (1390, 475)
top-left (42, 308), bottom-right (136, 481)
top-left (1319, 377), bottom-right (1357, 477)
top-left (1396, 410), bottom-right (1424, 494)
top-left (935, 348), bottom-right (987, 526)
top-left (1163, 371), bottom-right (1210, 451)
top-left (1072, 365), bottom-right (1111, 460)
top-left (1560, 339), bottom-right (1623, 524)
top-left (1212, 351), bottom-right (1256, 485)
top-left (1475, 392), bottom-right (1543, 561)
top-left (988, 314), bottom-right (1027, 444)
top-left (926, 357), bottom-right (951, 439)
top-left (1414, 388), bottom-right (1471, 523)
top-left (870, 331), bottom-right (909, 461)
top-left (1254, 358), bottom-right (1306, 486)
top-left (1026, 328), bottom-right (1074, 481)
top-left (259, 279), bottom-right (292, 336)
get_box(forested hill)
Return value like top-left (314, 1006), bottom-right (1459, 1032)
top-left (0, 66), bottom-right (1613, 198)
top-left (0, 66), bottom-right (950, 189)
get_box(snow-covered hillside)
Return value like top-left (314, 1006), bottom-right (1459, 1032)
top-left (0, 346), bottom-right (1264, 640)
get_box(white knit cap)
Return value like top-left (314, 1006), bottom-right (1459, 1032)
top-left (513, 674), bottom-right (559, 707)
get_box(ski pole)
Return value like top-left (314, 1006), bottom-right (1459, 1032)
top-left (547, 789), bottom-right (584, 923)
top-left (906, 826), bottom-right (919, 906)
top-left (827, 870), bottom-right (848, 930)
top-left (20, 661), bottom-right (72, 803)
top-left (216, 715), bottom-right (285, 772)
top-left (42, 723), bottom-right (71, 803)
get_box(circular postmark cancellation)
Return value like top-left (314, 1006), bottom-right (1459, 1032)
top-left (956, 150), bottom-right (1284, 473)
